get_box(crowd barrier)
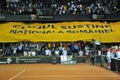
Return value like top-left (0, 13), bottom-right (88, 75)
top-left (1, 13), bottom-right (120, 21)
top-left (111, 58), bottom-right (120, 72)
top-left (0, 55), bottom-right (119, 72)
top-left (0, 56), bottom-right (86, 64)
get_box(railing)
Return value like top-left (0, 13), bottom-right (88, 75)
top-left (0, 13), bottom-right (120, 21)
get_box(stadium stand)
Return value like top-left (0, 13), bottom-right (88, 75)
top-left (0, 0), bottom-right (119, 21)
top-left (0, 0), bottom-right (118, 15)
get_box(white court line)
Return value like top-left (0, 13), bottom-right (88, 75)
top-left (9, 70), bottom-right (26, 80)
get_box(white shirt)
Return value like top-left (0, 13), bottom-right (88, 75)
top-left (55, 50), bottom-right (59, 56)
top-left (111, 52), bottom-right (115, 58)
top-left (13, 47), bottom-right (17, 54)
top-left (45, 49), bottom-right (51, 55)
top-left (116, 51), bottom-right (120, 58)
top-left (45, 50), bottom-right (50, 55)
top-left (98, 50), bottom-right (101, 56)
top-left (63, 50), bottom-right (67, 56)
top-left (31, 51), bottom-right (36, 56)
top-left (107, 51), bottom-right (111, 58)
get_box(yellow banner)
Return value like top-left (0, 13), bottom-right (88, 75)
top-left (0, 22), bottom-right (120, 43)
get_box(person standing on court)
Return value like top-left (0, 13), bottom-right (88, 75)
top-left (106, 48), bottom-right (113, 69)
top-left (116, 48), bottom-right (120, 59)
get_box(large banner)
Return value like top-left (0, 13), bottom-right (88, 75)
top-left (0, 22), bottom-right (120, 43)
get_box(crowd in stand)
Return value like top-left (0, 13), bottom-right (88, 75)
top-left (0, 0), bottom-right (119, 15)
top-left (0, 41), bottom-right (96, 57)
top-left (1, 41), bottom-right (120, 69)
top-left (0, 42), bottom-right (83, 57)
top-left (107, 0), bottom-right (119, 13)
top-left (0, 41), bottom-right (119, 58)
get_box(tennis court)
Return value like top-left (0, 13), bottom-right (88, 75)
top-left (0, 63), bottom-right (120, 80)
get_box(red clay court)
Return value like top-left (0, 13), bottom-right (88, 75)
top-left (0, 63), bottom-right (120, 80)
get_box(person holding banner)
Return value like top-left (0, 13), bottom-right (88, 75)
top-left (55, 48), bottom-right (59, 56)
top-left (0, 48), bottom-right (4, 57)
top-left (71, 42), bottom-right (78, 61)
top-left (45, 47), bottom-right (51, 56)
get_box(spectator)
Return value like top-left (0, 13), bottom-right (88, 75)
top-left (0, 48), bottom-right (4, 57)
top-left (116, 48), bottom-right (120, 59)
top-left (45, 47), bottom-right (51, 56)
top-left (12, 45), bottom-right (17, 56)
top-left (4, 0), bottom-right (118, 15)
top-left (106, 48), bottom-right (113, 69)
